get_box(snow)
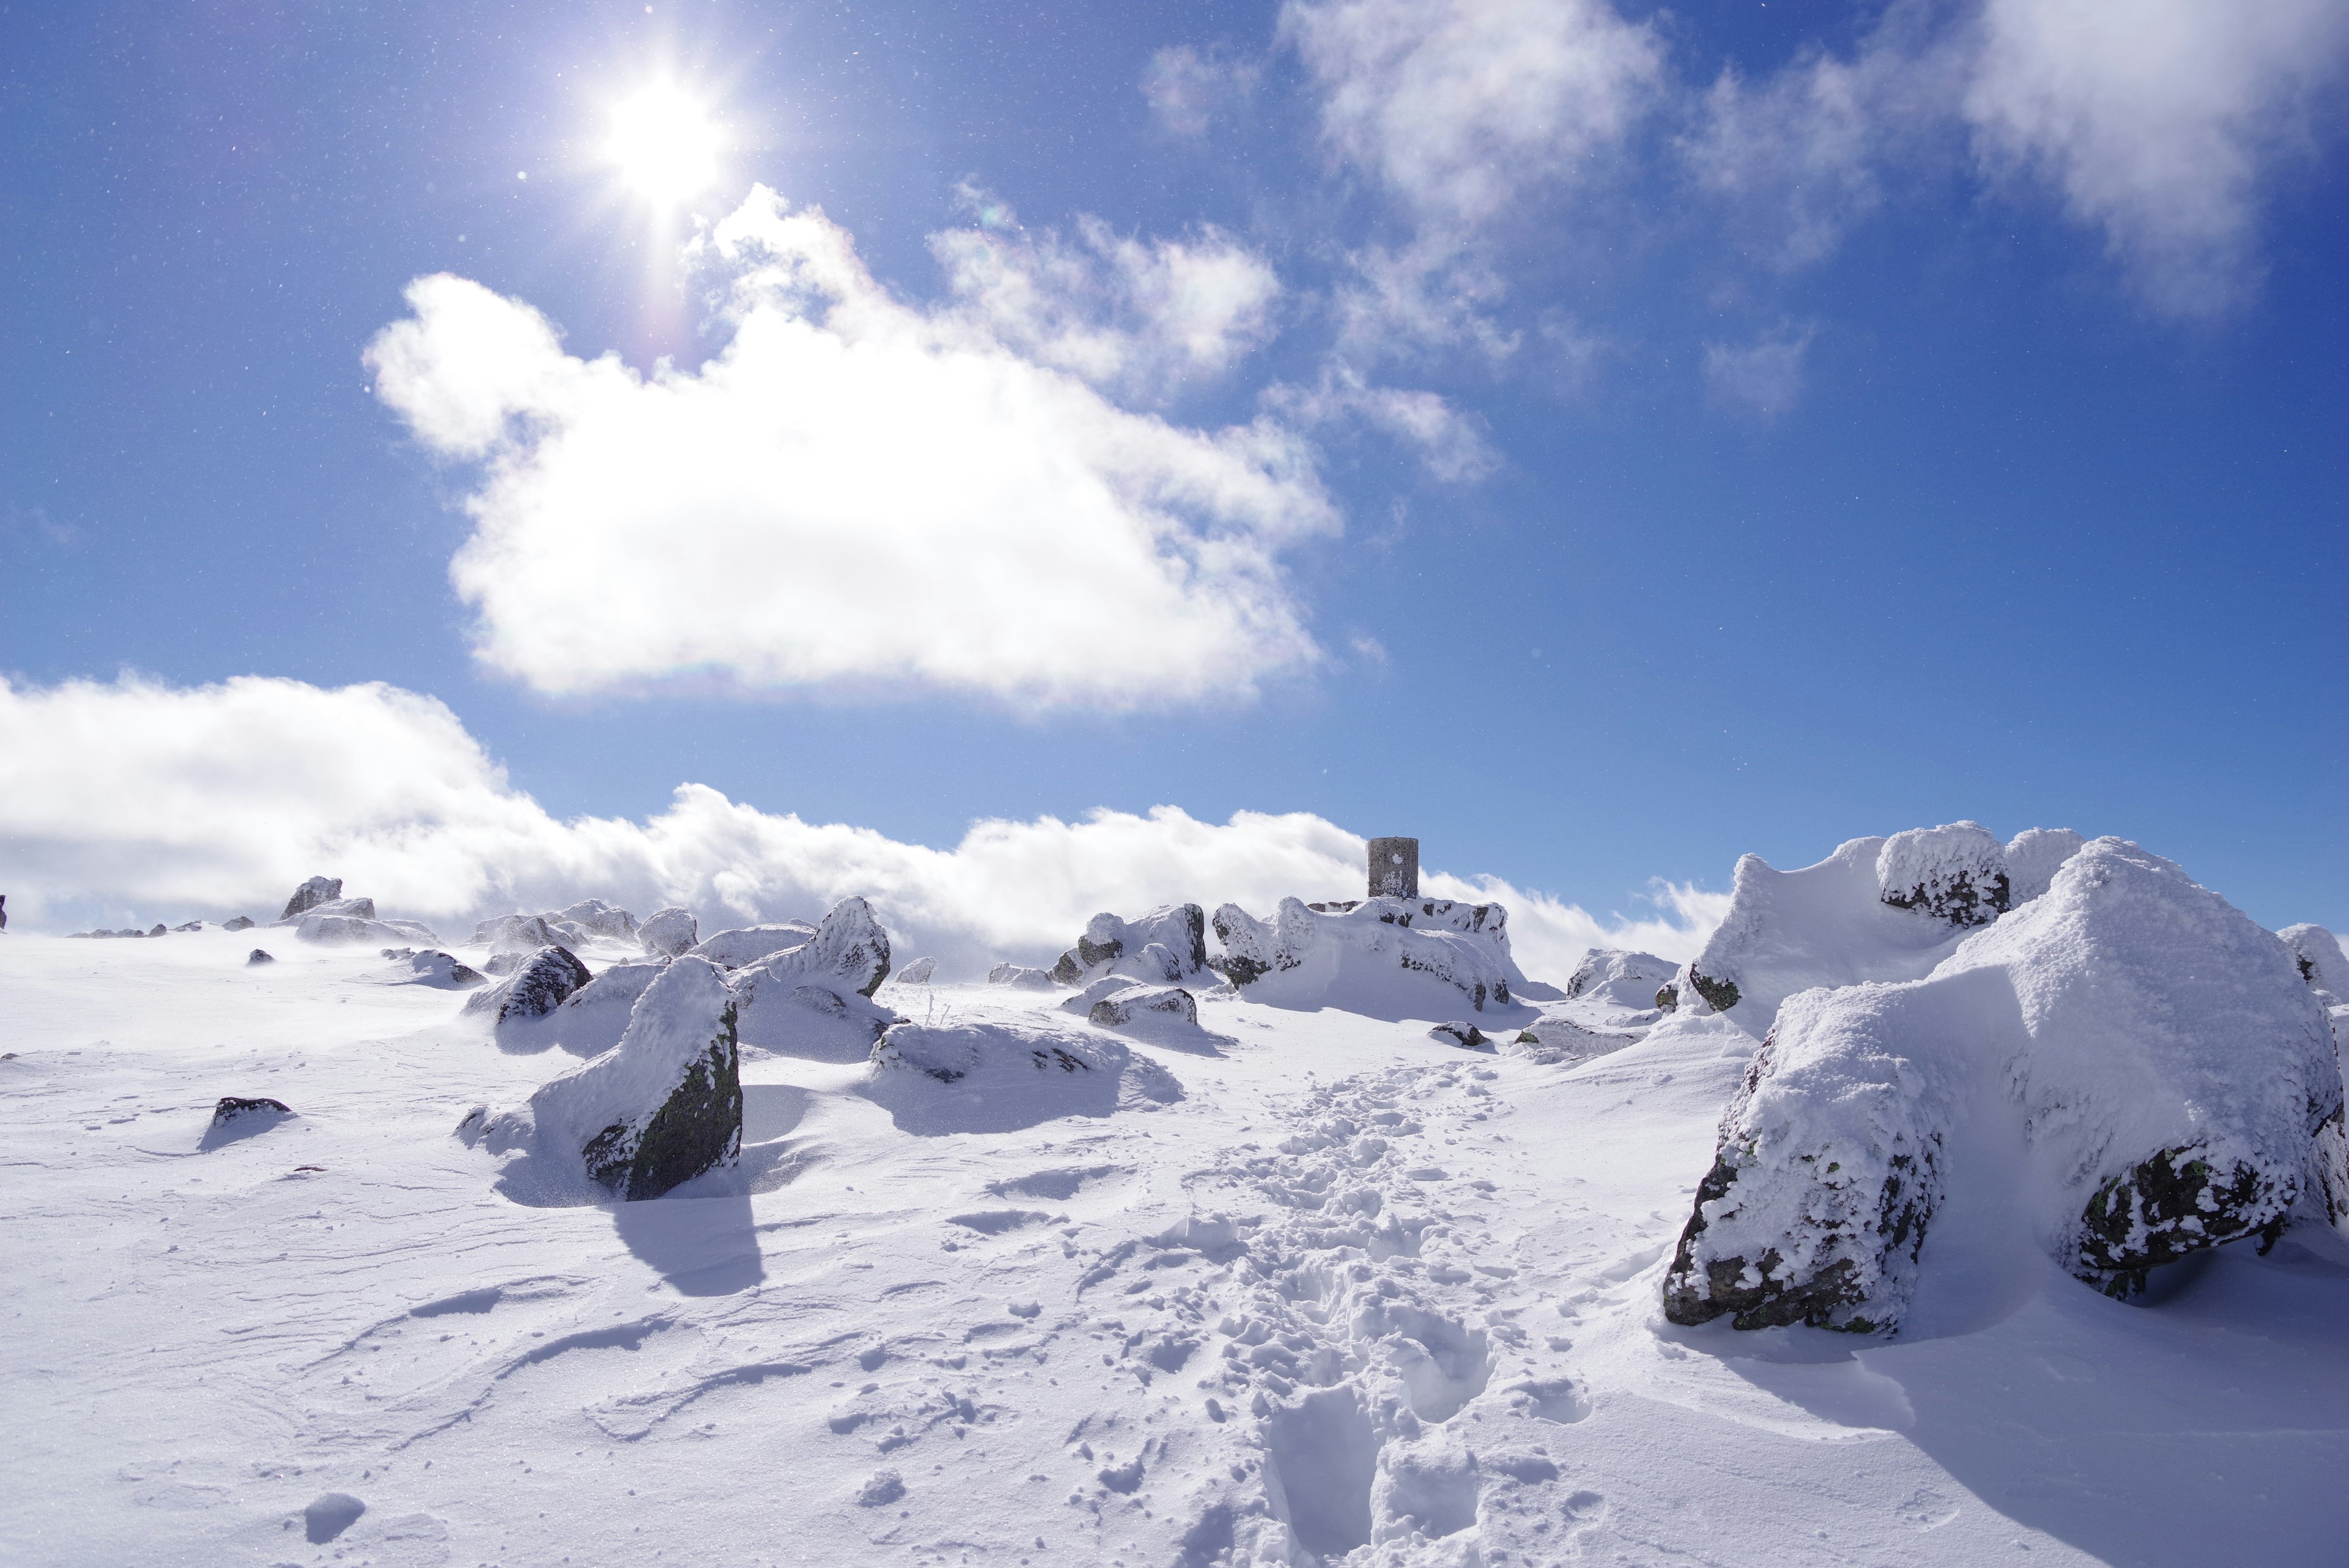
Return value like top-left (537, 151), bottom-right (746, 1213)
top-left (637, 905), bottom-right (698, 958)
top-left (2003, 827), bottom-right (2087, 905)
top-left (689, 921), bottom-right (822, 969)
top-left (1049, 904), bottom-right (1212, 986)
top-left (4, 841), bottom-right (2347, 1567)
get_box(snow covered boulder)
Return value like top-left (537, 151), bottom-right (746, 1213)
top-left (2279, 923), bottom-right (2349, 1004)
top-left (551, 899), bottom-right (637, 940)
top-left (391, 950), bottom-right (486, 989)
top-left (1428, 1020), bottom-right (1488, 1049)
top-left (689, 920), bottom-right (820, 970)
top-left (464, 946), bottom-right (593, 1025)
top-left (987, 963), bottom-right (1059, 990)
top-left (894, 957), bottom-right (937, 986)
top-left (2005, 828), bottom-right (2086, 905)
top-left (1088, 984), bottom-right (1198, 1033)
top-left (1877, 822), bottom-right (2011, 926)
top-left (1662, 838), bottom-right (2347, 1332)
top-left (246, 948), bottom-right (273, 965)
top-left (279, 876), bottom-right (341, 920)
top-left (730, 899), bottom-right (898, 1060)
top-left (639, 907), bottom-right (698, 959)
top-left (1507, 1016), bottom-right (1638, 1065)
top-left (474, 913), bottom-right (558, 956)
top-left (1563, 949), bottom-right (1676, 1008)
top-left (864, 1017), bottom-right (1181, 1133)
top-left (1048, 905), bottom-right (1210, 986)
top-left (221, 915), bottom-right (254, 932)
top-left (527, 956), bottom-right (742, 1200)
top-left (1211, 896), bottom-right (1532, 1023)
top-left (285, 907), bottom-right (432, 946)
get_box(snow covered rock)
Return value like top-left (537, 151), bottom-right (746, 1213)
top-left (279, 876), bottom-right (341, 921)
top-left (221, 915), bottom-right (254, 932)
top-left (1507, 1016), bottom-right (1638, 1065)
top-left (464, 946), bottom-right (593, 1025)
top-left (1662, 838), bottom-right (2347, 1332)
top-left (1877, 821), bottom-right (2011, 926)
top-left (987, 963), bottom-right (1059, 990)
top-left (688, 920), bottom-right (820, 970)
top-left (392, 950), bottom-right (486, 989)
top-left (1211, 896), bottom-right (1531, 1022)
top-left (212, 1095), bottom-right (291, 1125)
top-left (730, 899), bottom-right (898, 1060)
top-left (526, 956), bottom-right (742, 1200)
top-left (474, 913), bottom-right (558, 955)
top-left (2279, 923), bottom-right (2349, 1004)
top-left (1673, 834), bottom-right (1978, 1033)
top-left (1048, 905), bottom-right (1210, 986)
top-left (551, 899), bottom-right (637, 940)
top-left (2005, 827), bottom-right (2087, 905)
top-left (1428, 1020), bottom-right (1487, 1049)
top-left (864, 1017), bottom-right (1181, 1132)
top-left (637, 907), bottom-right (698, 959)
top-left (287, 910), bottom-right (423, 945)
top-left (894, 956), bottom-right (937, 985)
top-left (245, 948), bottom-right (273, 965)
top-left (1088, 984), bottom-right (1199, 1033)
top-left (1563, 948), bottom-right (1676, 1008)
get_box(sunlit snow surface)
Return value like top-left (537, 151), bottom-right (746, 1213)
top-left (4, 929), bottom-right (2347, 1566)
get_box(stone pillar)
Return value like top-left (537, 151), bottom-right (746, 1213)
top-left (1367, 838), bottom-right (1419, 900)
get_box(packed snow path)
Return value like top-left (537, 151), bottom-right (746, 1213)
top-left (4, 931), bottom-right (2346, 1566)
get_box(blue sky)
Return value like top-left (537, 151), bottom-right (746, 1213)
top-left (3, 0), bottom-right (2343, 942)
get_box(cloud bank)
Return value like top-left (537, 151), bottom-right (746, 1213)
top-left (368, 188), bottom-right (1335, 710)
top-left (0, 673), bottom-right (1726, 980)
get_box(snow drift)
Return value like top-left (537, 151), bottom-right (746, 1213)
top-left (862, 1016), bottom-right (1181, 1134)
top-left (1663, 836), bottom-right (2347, 1332)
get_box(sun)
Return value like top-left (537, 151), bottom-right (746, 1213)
top-left (606, 84), bottom-right (722, 207)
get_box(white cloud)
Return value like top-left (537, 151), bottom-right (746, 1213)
top-left (0, 673), bottom-right (1726, 979)
top-left (1283, 0), bottom-right (1666, 223)
top-left (366, 187), bottom-right (1334, 710)
top-left (1964, 0), bottom-right (2349, 315)
top-left (929, 193), bottom-right (1282, 396)
top-left (1141, 45), bottom-right (1261, 136)
top-left (1264, 362), bottom-right (1499, 483)
top-left (1702, 324), bottom-right (1814, 419)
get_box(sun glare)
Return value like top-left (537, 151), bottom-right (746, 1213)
top-left (606, 84), bottom-right (721, 207)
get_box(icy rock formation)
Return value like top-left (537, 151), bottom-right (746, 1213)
top-left (1563, 949), bottom-right (1676, 1008)
top-left (1877, 822), bottom-right (2011, 926)
top-left (2005, 827), bottom-right (2087, 905)
top-left (1088, 984), bottom-right (1199, 1033)
top-left (637, 907), bottom-right (698, 959)
top-left (688, 921), bottom-right (820, 970)
top-left (1428, 1020), bottom-right (1487, 1049)
top-left (894, 956), bottom-right (938, 985)
top-left (473, 913), bottom-right (558, 955)
top-left (730, 899), bottom-right (897, 1058)
top-left (1048, 905), bottom-right (1210, 986)
top-left (987, 963), bottom-right (1059, 990)
top-left (1662, 838), bottom-right (2347, 1332)
top-left (464, 946), bottom-right (593, 1025)
top-left (279, 876), bottom-right (342, 921)
top-left (2279, 923), bottom-right (2349, 1005)
top-left (1211, 896), bottom-right (1529, 1021)
top-left (527, 956), bottom-right (741, 1200)
top-left (551, 899), bottom-right (637, 940)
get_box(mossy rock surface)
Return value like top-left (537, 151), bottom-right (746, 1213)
top-left (1688, 971), bottom-right (1741, 1013)
top-left (2074, 1142), bottom-right (2286, 1296)
top-left (582, 1005), bottom-right (742, 1201)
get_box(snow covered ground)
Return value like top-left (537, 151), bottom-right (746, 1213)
top-left (4, 905), bottom-right (2347, 1567)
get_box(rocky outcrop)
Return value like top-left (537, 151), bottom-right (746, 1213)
top-left (730, 899), bottom-right (898, 1057)
top-left (1877, 822), bottom-right (2011, 926)
top-left (894, 957), bottom-right (938, 986)
top-left (527, 956), bottom-right (742, 1200)
top-left (552, 899), bottom-right (638, 940)
top-left (210, 1096), bottom-right (291, 1126)
top-left (1088, 984), bottom-right (1199, 1033)
top-left (1507, 1016), bottom-right (1637, 1065)
top-left (1212, 896), bottom-right (1527, 1020)
top-left (246, 948), bottom-right (274, 965)
top-left (222, 915), bottom-right (254, 932)
top-left (474, 913), bottom-right (558, 955)
top-left (280, 876), bottom-right (342, 921)
top-left (2279, 923), bottom-right (2349, 1003)
top-left (1049, 905), bottom-right (1210, 986)
top-left (464, 946), bottom-right (593, 1025)
top-left (1661, 838), bottom-right (2346, 1332)
top-left (1562, 949), bottom-right (1675, 1007)
top-left (987, 963), bottom-right (1059, 990)
top-left (391, 950), bottom-right (486, 988)
top-left (638, 907), bottom-right (699, 959)
top-left (1428, 1020), bottom-right (1487, 1049)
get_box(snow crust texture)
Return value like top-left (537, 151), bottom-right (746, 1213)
top-left (1664, 837), bottom-right (2348, 1332)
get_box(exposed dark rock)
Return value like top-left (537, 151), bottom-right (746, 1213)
top-left (2073, 1143), bottom-right (2290, 1298)
top-left (581, 1020), bottom-right (741, 1200)
top-left (1687, 971), bottom-right (1741, 1013)
top-left (1089, 985), bottom-right (1199, 1031)
top-left (146, 923), bottom-right (166, 937)
top-left (211, 1096), bottom-right (291, 1124)
top-left (246, 948), bottom-right (275, 966)
top-left (1654, 983), bottom-right (1679, 1011)
top-left (1877, 822), bottom-right (2011, 927)
top-left (465, 946), bottom-right (592, 1024)
top-left (222, 915), bottom-right (254, 932)
top-left (280, 876), bottom-right (343, 921)
top-left (172, 920), bottom-right (205, 932)
top-left (1429, 1020), bottom-right (1488, 1049)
